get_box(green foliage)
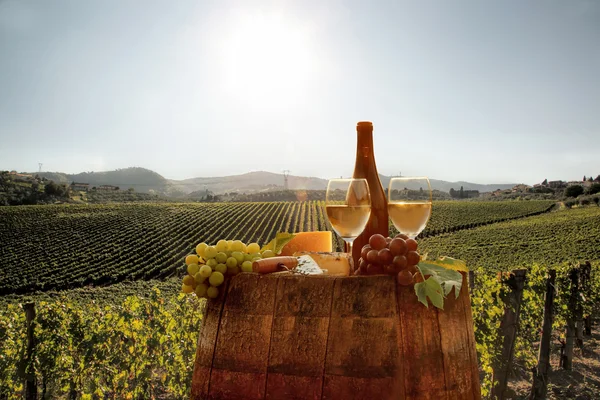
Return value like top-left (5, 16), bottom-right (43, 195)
top-left (421, 208), bottom-right (600, 271)
top-left (565, 185), bottom-right (584, 198)
top-left (415, 259), bottom-right (464, 308)
top-left (1, 200), bottom-right (554, 294)
top-left (0, 282), bottom-right (202, 399)
top-left (586, 183), bottom-right (600, 195)
top-left (398, 200), bottom-right (555, 237)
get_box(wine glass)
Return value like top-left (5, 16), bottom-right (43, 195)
top-left (325, 179), bottom-right (371, 255)
top-left (387, 177), bottom-right (432, 239)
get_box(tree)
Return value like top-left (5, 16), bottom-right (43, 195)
top-left (583, 176), bottom-right (586, 182)
top-left (588, 176), bottom-right (594, 182)
top-left (565, 185), bottom-right (584, 198)
top-left (460, 186), bottom-right (464, 199)
top-left (587, 183), bottom-right (600, 195)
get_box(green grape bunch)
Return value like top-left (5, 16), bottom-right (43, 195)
top-left (180, 239), bottom-right (274, 299)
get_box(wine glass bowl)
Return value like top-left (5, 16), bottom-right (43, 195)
top-left (387, 177), bottom-right (432, 239)
top-left (325, 179), bottom-right (371, 254)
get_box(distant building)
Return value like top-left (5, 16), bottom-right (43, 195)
top-left (548, 181), bottom-right (566, 189)
top-left (70, 182), bottom-right (90, 192)
top-left (512, 184), bottom-right (531, 192)
top-left (98, 185), bottom-right (119, 191)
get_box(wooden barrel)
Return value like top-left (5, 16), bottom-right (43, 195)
top-left (191, 273), bottom-right (481, 400)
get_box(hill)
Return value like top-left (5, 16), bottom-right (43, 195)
top-left (37, 167), bottom-right (172, 194)
top-left (32, 167), bottom-right (519, 196)
top-left (170, 170), bottom-right (518, 195)
top-left (169, 171), bottom-right (328, 195)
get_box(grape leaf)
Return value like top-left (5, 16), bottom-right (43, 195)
top-left (414, 277), bottom-right (444, 309)
top-left (261, 232), bottom-right (296, 255)
top-left (417, 261), bottom-right (463, 300)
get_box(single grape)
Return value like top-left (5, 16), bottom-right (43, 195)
top-left (231, 240), bottom-right (245, 252)
top-left (228, 265), bottom-right (240, 275)
top-left (367, 263), bottom-right (384, 275)
top-left (406, 239), bottom-right (418, 252)
top-left (199, 265), bottom-right (213, 278)
top-left (361, 245), bottom-right (372, 260)
top-left (185, 254), bottom-right (199, 265)
top-left (354, 267), bottom-right (363, 276)
top-left (227, 240), bottom-right (234, 249)
top-left (393, 255), bottom-right (408, 270)
top-left (395, 233), bottom-right (409, 240)
top-left (241, 260), bottom-right (253, 273)
top-left (195, 243), bottom-right (208, 258)
top-left (369, 234), bottom-right (387, 251)
top-left (397, 270), bottom-right (414, 286)
top-left (366, 249), bottom-right (379, 264)
top-left (215, 263), bottom-right (228, 274)
top-left (247, 243), bottom-right (261, 254)
top-left (204, 246), bottom-right (218, 259)
top-left (195, 283), bottom-right (208, 297)
top-left (207, 286), bottom-right (219, 299)
top-left (206, 259), bottom-right (218, 268)
top-left (406, 251), bottom-right (421, 266)
top-left (226, 257), bottom-right (238, 268)
top-left (378, 248), bottom-right (393, 265)
top-left (187, 263), bottom-right (200, 276)
top-left (232, 251), bottom-right (245, 264)
top-left (182, 275), bottom-right (195, 286)
top-left (215, 252), bottom-right (228, 264)
top-left (216, 240), bottom-right (229, 252)
top-left (389, 238), bottom-right (408, 256)
top-left (209, 271), bottom-right (225, 286)
top-left (262, 250), bottom-right (275, 258)
top-left (182, 283), bottom-right (194, 294)
top-left (194, 272), bottom-right (207, 284)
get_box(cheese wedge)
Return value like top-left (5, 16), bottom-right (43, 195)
top-left (295, 255), bottom-right (324, 275)
top-left (293, 252), bottom-right (352, 276)
top-left (280, 231), bottom-right (333, 256)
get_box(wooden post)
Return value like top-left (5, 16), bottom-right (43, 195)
top-left (24, 303), bottom-right (37, 400)
top-left (529, 270), bottom-right (556, 400)
top-left (491, 269), bottom-right (527, 400)
top-left (575, 263), bottom-right (585, 349)
top-left (469, 270), bottom-right (475, 292)
top-left (581, 261), bottom-right (592, 336)
top-left (561, 267), bottom-right (579, 370)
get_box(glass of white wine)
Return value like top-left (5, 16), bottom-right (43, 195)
top-left (388, 177), bottom-right (432, 239)
top-left (325, 179), bottom-right (371, 255)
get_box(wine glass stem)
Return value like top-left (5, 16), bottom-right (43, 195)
top-left (346, 240), bottom-right (353, 256)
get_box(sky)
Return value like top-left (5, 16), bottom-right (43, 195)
top-left (0, 0), bottom-right (598, 185)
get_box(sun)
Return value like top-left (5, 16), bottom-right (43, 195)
top-left (217, 11), bottom-right (316, 109)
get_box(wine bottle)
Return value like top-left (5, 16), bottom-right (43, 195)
top-left (350, 121), bottom-right (389, 267)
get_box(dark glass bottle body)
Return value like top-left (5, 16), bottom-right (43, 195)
top-left (350, 121), bottom-right (389, 267)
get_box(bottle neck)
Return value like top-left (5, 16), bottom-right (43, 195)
top-left (354, 129), bottom-right (375, 178)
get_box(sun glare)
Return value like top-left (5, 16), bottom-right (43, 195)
top-left (218, 11), bottom-right (316, 109)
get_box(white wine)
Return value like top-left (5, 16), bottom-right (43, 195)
top-left (326, 204), bottom-right (371, 240)
top-left (388, 202), bottom-right (431, 238)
